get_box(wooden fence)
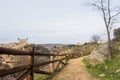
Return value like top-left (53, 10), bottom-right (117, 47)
top-left (0, 46), bottom-right (69, 80)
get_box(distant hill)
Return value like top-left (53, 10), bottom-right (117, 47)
top-left (35, 45), bottom-right (50, 54)
top-left (37, 44), bottom-right (70, 50)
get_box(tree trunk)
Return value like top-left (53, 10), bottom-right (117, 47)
top-left (106, 26), bottom-right (112, 60)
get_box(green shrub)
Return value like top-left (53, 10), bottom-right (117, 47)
top-left (82, 58), bottom-right (92, 69)
top-left (34, 74), bottom-right (48, 80)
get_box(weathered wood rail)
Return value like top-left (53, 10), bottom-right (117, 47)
top-left (0, 46), bottom-right (69, 80)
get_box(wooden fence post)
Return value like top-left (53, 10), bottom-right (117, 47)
top-left (26, 56), bottom-right (31, 80)
top-left (30, 46), bottom-right (35, 80)
top-left (59, 56), bottom-right (62, 68)
top-left (50, 55), bottom-right (54, 72)
top-left (65, 55), bottom-right (67, 64)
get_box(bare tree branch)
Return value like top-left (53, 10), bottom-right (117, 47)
top-left (92, 3), bottom-right (102, 10)
top-left (111, 12), bottom-right (120, 18)
top-left (108, 0), bottom-right (111, 27)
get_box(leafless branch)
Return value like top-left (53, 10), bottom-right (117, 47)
top-left (111, 12), bottom-right (120, 18)
top-left (92, 3), bottom-right (102, 10)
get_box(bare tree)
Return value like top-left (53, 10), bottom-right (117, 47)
top-left (87, 0), bottom-right (120, 59)
top-left (91, 34), bottom-right (101, 43)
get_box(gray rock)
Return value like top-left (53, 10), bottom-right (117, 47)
top-left (99, 74), bottom-right (105, 77)
top-left (85, 44), bottom-right (109, 65)
top-left (115, 69), bottom-right (120, 73)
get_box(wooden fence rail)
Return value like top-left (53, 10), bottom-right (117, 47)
top-left (0, 47), bottom-right (67, 56)
top-left (0, 47), bottom-right (68, 80)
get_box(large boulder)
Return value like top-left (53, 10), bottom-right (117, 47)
top-left (85, 44), bottom-right (109, 65)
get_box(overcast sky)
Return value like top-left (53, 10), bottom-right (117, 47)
top-left (0, 0), bottom-right (119, 44)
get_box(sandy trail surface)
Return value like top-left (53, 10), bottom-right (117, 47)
top-left (52, 57), bottom-right (96, 80)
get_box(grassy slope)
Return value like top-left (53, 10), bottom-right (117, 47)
top-left (83, 42), bottom-right (120, 80)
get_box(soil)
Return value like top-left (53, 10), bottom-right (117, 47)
top-left (52, 57), bottom-right (96, 80)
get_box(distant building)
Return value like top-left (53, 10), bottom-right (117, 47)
top-left (17, 38), bottom-right (28, 44)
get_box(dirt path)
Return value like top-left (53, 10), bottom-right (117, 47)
top-left (52, 57), bottom-right (96, 80)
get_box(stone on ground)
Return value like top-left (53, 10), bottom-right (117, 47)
top-left (85, 44), bottom-right (109, 65)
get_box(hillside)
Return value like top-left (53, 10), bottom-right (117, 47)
top-left (83, 42), bottom-right (120, 80)
top-left (38, 44), bottom-right (70, 50)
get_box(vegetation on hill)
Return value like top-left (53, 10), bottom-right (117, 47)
top-left (83, 42), bottom-right (120, 80)
top-left (113, 27), bottom-right (120, 42)
top-left (24, 44), bottom-right (50, 53)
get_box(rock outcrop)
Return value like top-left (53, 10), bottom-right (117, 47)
top-left (0, 38), bottom-right (29, 80)
top-left (85, 44), bottom-right (109, 65)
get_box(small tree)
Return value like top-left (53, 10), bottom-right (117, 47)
top-left (87, 0), bottom-right (120, 59)
top-left (113, 27), bottom-right (120, 42)
top-left (91, 34), bottom-right (101, 43)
